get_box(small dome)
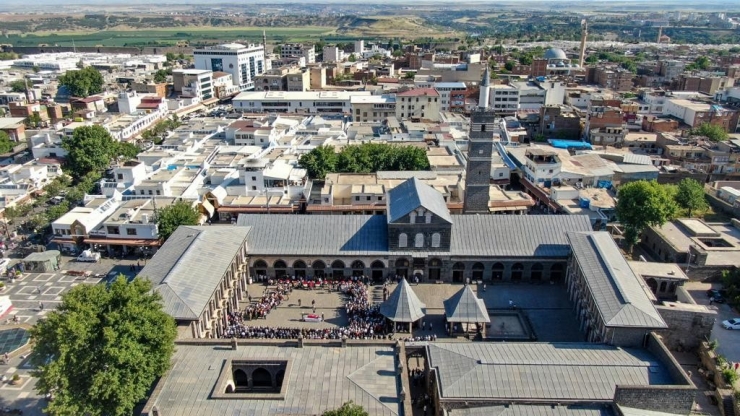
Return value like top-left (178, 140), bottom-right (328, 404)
top-left (544, 48), bottom-right (568, 60)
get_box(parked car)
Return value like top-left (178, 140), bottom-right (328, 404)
top-left (707, 289), bottom-right (726, 303)
top-left (76, 250), bottom-right (101, 263)
top-left (722, 318), bottom-right (740, 330)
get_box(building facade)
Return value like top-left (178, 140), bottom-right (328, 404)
top-left (193, 43), bottom-right (266, 91)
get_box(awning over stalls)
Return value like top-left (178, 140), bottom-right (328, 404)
top-left (84, 237), bottom-right (161, 247)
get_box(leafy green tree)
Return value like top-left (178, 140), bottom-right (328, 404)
top-left (156, 201), bottom-right (200, 241)
top-left (26, 113), bottom-right (42, 128)
top-left (686, 56), bottom-right (711, 71)
top-left (348, 54), bottom-right (357, 62)
top-left (28, 212), bottom-right (49, 232)
top-left (30, 277), bottom-right (176, 416)
top-left (117, 142), bottom-right (141, 159)
top-left (674, 178), bottom-right (708, 218)
top-left (299, 145), bottom-right (338, 180)
top-left (504, 61), bottom-right (515, 71)
top-left (48, 201), bottom-right (71, 222)
top-left (32, 65), bottom-right (41, 73)
top-left (518, 54), bottom-right (533, 65)
top-left (61, 125), bottom-right (118, 180)
top-left (691, 122), bottom-right (728, 142)
top-left (165, 52), bottom-right (176, 62)
top-left (392, 49), bottom-right (403, 57)
top-left (9, 79), bottom-right (26, 93)
top-left (153, 69), bottom-right (168, 84)
top-left (323, 401), bottom-right (369, 416)
top-left (0, 131), bottom-right (15, 154)
top-left (58, 66), bottom-right (105, 97)
top-left (403, 71), bottom-right (416, 79)
top-left (616, 180), bottom-right (678, 248)
top-left (585, 55), bottom-right (598, 64)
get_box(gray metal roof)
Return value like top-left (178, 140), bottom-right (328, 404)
top-left (139, 226), bottom-right (250, 320)
top-left (622, 153), bottom-right (653, 166)
top-left (566, 232), bottom-right (667, 329)
top-left (443, 285), bottom-right (490, 323)
top-left (387, 177), bottom-right (453, 224)
top-left (427, 342), bottom-right (673, 401)
top-left (450, 405), bottom-right (615, 416)
top-left (149, 344), bottom-right (400, 416)
top-left (237, 214), bottom-right (592, 258)
top-left (379, 279), bottom-right (426, 322)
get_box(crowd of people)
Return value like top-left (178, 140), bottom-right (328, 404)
top-left (223, 277), bottom-right (392, 340)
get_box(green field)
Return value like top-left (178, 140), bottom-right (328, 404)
top-left (5, 26), bottom-right (337, 47)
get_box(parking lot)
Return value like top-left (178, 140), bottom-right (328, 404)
top-left (685, 281), bottom-right (740, 365)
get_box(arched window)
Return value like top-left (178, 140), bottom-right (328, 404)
top-left (351, 260), bottom-right (365, 277)
top-left (312, 260), bottom-right (326, 278)
top-left (491, 262), bottom-right (504, 280)
top-left (415, 233), bottom-right (424, 248)
top-left (511, 263), bottom-right (524, 281)
top-left (331, 260), bottom-right (345, 280)
top-left (409, 212), bottom-right (416, 223)
top-left (293, 260), bottom-right (307, 278)
top-left (399, 233), bottom-right (407, 248)
top-left (431, 233), bottom-right (441, 248)
top-left (254, 259), bottom-right (268, 276)
top-left (550, 263), bottom-right (565, 283)
top-left (472, 262), bottom-right (485, 280)
top-left (274, 260), bottom-right (288, 278)
top-left (252, 368), bottom-right (272, 388)
top-left (425, 212), bottom-right (432, 223)
top-left (233, 369), bottom-right (248, 387)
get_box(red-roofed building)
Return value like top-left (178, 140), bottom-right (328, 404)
top-left (395, 88), bottom-right (441, 122)
top-left (136, 97), bottom-right (167, 113)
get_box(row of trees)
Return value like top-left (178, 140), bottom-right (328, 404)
top-left (616, 178), bottom-right (708, 247)
top-left (298, 143), bottom-right (430, 180)
top-left (140, 116), bottom-right (182, 143)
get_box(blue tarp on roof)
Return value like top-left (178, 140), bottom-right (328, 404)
top-left (549, 139), bottom-right (593, 150)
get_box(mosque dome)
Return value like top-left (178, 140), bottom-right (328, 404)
top-left (544, 48), bottom-right (568, 60)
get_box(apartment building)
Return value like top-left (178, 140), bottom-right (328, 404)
top-left (434, 82), bottom-right (467, 112)
top-left (173, 69), bottom-right (214, 100)
top-left (490, 84), bottom-right (520, 116)
top-left (395, 88), bottom-right (441, 122)
top-left (193, 43), bottom-right (266, 91)
top-left (233, 90), bottom-right (372, 114)
top-left (280, 43), bottom-right (316, 65)
top-left (350, 95), bottom-right (397, 123)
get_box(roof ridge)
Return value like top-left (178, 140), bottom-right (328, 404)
top-left (156, 285), bottom-right (198, 319)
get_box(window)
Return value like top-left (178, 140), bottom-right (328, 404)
top-left (252, 186), bottom-right (257, 190)
top-left (355, 196), bottom-right (360, 201)
top-left (126, 228), bottom-right (137, 236)
top-left (107, 226), bottom-right (120, 235)
top-left (409, 212), bottom-right (416, 223)
top-left (252, 176), bottom-right (256, 181)
top-left (398, 233), bottom-right (408, 248)
top-left (117, 173), bottom-right (123, 180)
top-left (425, 212), bottom-right (432, 223)
top-left (414, 233), bottom-right (424, 248)
top-left (148, 190), bottom-right (153, 195)
top-left (431, 233), bottom-right (441, 247)
top-left (366, 196), bottom-right (371, 201)
top-left (156, 190), bottom-right (161, 195)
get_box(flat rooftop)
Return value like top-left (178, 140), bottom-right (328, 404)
top-left (146, 344), bottom-right (400, 416)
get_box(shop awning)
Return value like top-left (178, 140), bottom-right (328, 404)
top-left (84, 237), bottom-right (161, 247)
top-left (217, 206), bottom-right (296, 213)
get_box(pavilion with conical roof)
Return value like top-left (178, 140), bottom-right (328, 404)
top-left (379, 278), bottom-right (426, 331)
top-left (443, 284), bottom-right (490, 337)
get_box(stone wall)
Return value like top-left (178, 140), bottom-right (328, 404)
top-left (613, 385), bottom-right (697, 415)
top-left (7, 45), bottom-right (194, 57)
top-left (655, 303), bottom-right (716, 351)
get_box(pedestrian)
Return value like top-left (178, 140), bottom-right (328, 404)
top-left (709, 297), bottom-right (714, 305)
top-left (482, 283), bottom-right (486, 292)
top-left (36, 286), bottom-right (41, 294)
top-left (298, 299), bottom-right (302, 307)
top-left (422, 321), bottom-right (427, 330)
top-left (38, 302), bottom-right (44, 311)
top-left (321, 312), bottom-right (325, 321)
top-left (735, 362), bottom-right (739, 371)
top-left (429, 322), bottom-right (433, 331)
top-left (509, 299), bottom-right (514, 309)
top-left (312, 306), bottom-right (316, 314)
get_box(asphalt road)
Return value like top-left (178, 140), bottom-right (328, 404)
top-left (686, 281), bottom-right (740, 364)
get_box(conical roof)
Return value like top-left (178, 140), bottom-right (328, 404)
top-left (443, 285), bottom-right (490, 323)
top-left (379, 278), bottom-right (426, 323)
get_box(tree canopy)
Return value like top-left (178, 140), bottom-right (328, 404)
top-left (323, 401), bottom-right (369, 416)
top-left (691, 122), bottom-right (728, 142)
top-left (686, 56), bottom-right (711, 71)
top-left (0, 131), bottom-right (15, 154)
top-left (156, 200), bottom-right (200, 241)
top-left (61, 125), bottom-right (139, 180)
top-left (299, 143), bottom-right (430, 180)
top-left (675, 178), bottom-right (708, 218)
top-left (58, 66), bottom-right (105, 97)
top-left (153, 69), bottom-right (168, 84)
top-left (616, 180), bottom-right (678, 247)
top-left (30, 277), bottom-right (176, 416)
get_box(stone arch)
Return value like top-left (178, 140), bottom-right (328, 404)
top-left (511, 263), bottom-right (524, 281)
top-left (312, 260), bottom-right (326, 278)
top-left (395, 258), bottom-right (409, 278)
top-left (254, 259), bottom-right (268, 277)
top-left (293, 260), bottom-right (307, 278)
top-left (491, 262), bottom-right (504, 281)
top-left (531, 263), bottom-right (544, 281)
top-left (371, 260), bottom-right (385, 281)
top-left (274, 260), bottom-right (288, 278)
top-left (276, 369), bottom-right (285, 386)
top-left (428, 258), bottom-right (442, 281)
top-left (472, 262), bottom-right (485, 280)
top-left (331, 260), bottom-right (345, 280)
top-left (233, 369), bottom-right (248, 387)
top-left (550, 263), bottom-right (565, 283)
top-left (452, 262), bottom-right (465, 283)
top-left (252, 368), bottom-right (272, 388)
top-left (351, 260), bottom-right (365, 277)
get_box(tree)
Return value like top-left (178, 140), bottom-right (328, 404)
top-left (32, 65), bottom-right (41, 73)
top-left (323, 401), bottom-right (368, 416)
top-left (504, 61), bottom-right (515, 71)
top-left (403, 71), bottom-right (416, 80)
top-left (153, 69), bottom-right (168, 84)
top-left (156, 201), bottom-right (200, 241)
top-left (30, 277), bottom-right (176, 416)
top-left (58, 66), bottom-right (104, 97)
top-left (348, 54), bottom-right (357, 62)
top-left (48, 201), bottom-right (71, 222)
top-left (9, 79), bottom-right (26, 93)
top-left (518, 54), bottom-right (533, 65)
top-left (392, 49), bottom-right (403, 57)
top-left (616, 180), bottom-right (677, 248)
top-left (298, 145), bottom-right (338, 180)
top-left (165, 52), bottom-right (177, 62)
top-left (0, 131), bottom-right (15, 154)
top-left (28, 212), bottom-right (49, 232)
top-left (691, 122), bottom-right (728, 142)
top-left (675, 178), bottom-right (708, 218)
top-left (117, 142), bottom-right (141, 159)
top-left (686, 56), bottom-right (711, 71)
top-left (62, 125), bottom-right (119, 180)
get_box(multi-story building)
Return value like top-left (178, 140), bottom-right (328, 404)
top-left (490, 84), bottom-right (520, 116)
top-left (663, 98), bottom-right (739, 131)
top-left (280, 43), bottom-right (315, 65)
top-left (594, 66), bottom-right (634, 92)
top-left (539, 105), bottom-right (581, 139)
top-left (434, 82), bottom-right (467, 112)
top-left (253, 66), bottom-right (307, 92)
top-left (309, 66), bottom-right (326, 90)
top-left (677, 74), bottom-right (734, 96)
top-left (193, 43), bottom-right (266, 91)
top-left (233, 90), bottom-right (371, 114)
top-left (585, 106), bottom-right (626, 140)
top-left (286, 69), bottom-right (310, 92)
top-left (173, 69), bottom-right (214, 100)
top-left (322, 45), bottom-right (344, 63)
top-left (350, 95), bottom-right (396, 123)
top-left (660, 60), bottom-right (686, 81)
top-left (395, 88), bottom-right (441, 122)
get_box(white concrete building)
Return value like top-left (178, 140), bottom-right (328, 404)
top-left (280, 44), bottom-right (315, 65)
top-left (28, 132), bottom-right (67, 160)
top-left (193, 43), bottom-right (266, 91)
top-left (233, 90), bottom-right (372, 114)
top-left (323, 46), bottom-right (345, 63)
top-left (490, 84), bottom-right (520, 115)
top-left (434, 82), bottom-right (467, 112)
top-left (173, 69), bottom-right (214, 100)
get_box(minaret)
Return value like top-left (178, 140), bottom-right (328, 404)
top-left (262, 30), bottom-right (267, 50)
top-left (579, 19), bottom-right (588, 68)
top-left (478, 64), bottom-right (491, 109)
top-left (463, 64), bottom-right (496, 214)
top-left (657, 26), bottom-right (662, 44)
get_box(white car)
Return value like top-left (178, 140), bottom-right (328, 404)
top-left (722, 318), bottom-right (740, 330)
top-left (76, 250), bottom-right (101, 263)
